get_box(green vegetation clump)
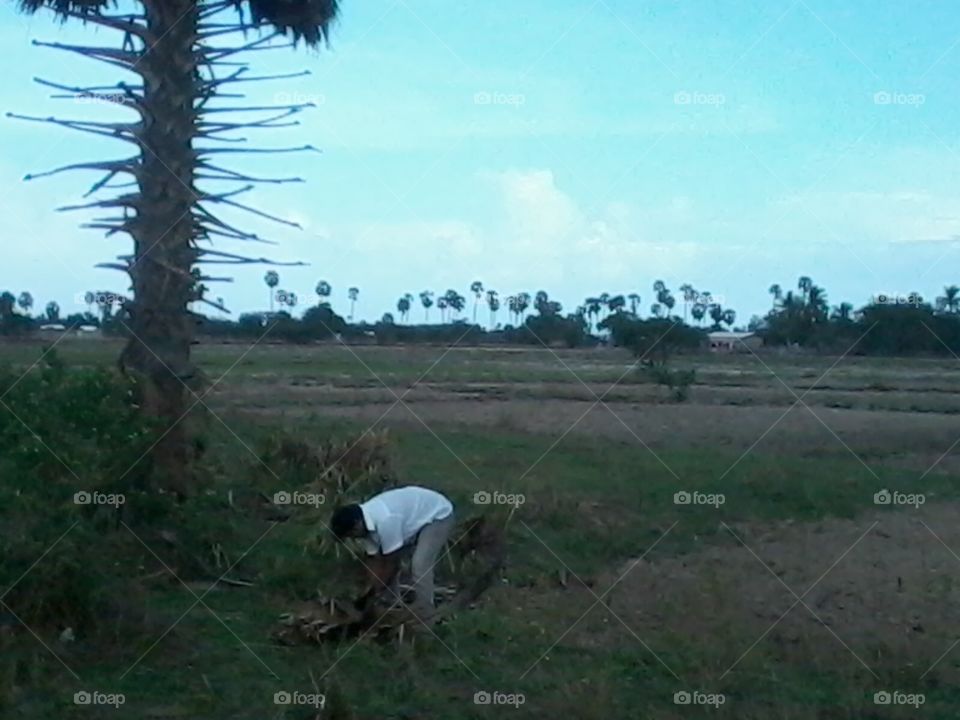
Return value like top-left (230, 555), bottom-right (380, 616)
top-left (0, 352), bottom-right (155, 635)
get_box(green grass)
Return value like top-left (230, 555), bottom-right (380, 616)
top-left (4, 340), bottom-right (960, 718)
top-left (6, 411), bottom-right (960, 718)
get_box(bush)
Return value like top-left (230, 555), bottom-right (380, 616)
top-left (0, 351), bottom-right (156, 634)
top-left (642, 365), bottom-right (697, 402)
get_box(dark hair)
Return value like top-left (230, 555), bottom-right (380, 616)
top-left (330, 504), bottom-right (364, 539)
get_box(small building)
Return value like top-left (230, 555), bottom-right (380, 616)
top-left (39, 323), bottom-right (67, 332)
top-left (75, 325), bottom-right (102, 339)
top-left (707, 331), bottom-right (762, 353)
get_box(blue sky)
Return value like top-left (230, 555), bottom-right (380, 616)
top-left (2, 0), bottom-right (960, 324)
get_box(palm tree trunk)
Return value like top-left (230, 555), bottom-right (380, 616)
top-left (119, 0), bottom-right (200, 495)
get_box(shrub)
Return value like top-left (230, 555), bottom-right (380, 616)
top-left (0, 351), bottom-right (155, 634)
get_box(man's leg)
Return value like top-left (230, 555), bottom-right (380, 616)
top-left (410, 513), bottom-right (455, 620)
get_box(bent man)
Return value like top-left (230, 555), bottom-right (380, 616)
top-left (331, 485), bottom-right (455, 622)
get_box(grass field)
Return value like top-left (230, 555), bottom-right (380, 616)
top-left (3, 336), bottom-right (960, 718)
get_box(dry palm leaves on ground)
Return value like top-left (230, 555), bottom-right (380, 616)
top-left (273, 514), bottom-right (506, 645)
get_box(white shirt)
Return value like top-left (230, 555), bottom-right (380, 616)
top-left (359, 486), bottom-right (453, 556)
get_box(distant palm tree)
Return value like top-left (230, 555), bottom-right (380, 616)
top-left (265, 271), bottom-right (279, 313)
top-left (437, 296), bottom-right (449, 322)
top-left (397, 293), bottom-right (414, 323)
top-left (470, 281), bottom-right (484, 322)
top-left (396, 295), bottom-right (410, 322)
top-left (831, 302), bottom-right (854, 322)
top-left (627, 293), bottom-right (641, 316)
top-left (585, 297), bottom-right (602, 329)
top-left (315, 281), bottom-right (332, 306)
top-left (17, 292), bottom-right (34, 315)
top-left (486, 289), bottom-right (499, 327)
top-left (937, 285), bottom-right (960, 314)
top-left (444, 289), bottom-right (466, 319)
top-left (807, 285), bottom-right (828, 321)
top-left (768, 283), bottom-right (782, 308)
top-left (607, 294), bottom-right (626, 314)
top-left (516, 292), bottom-right (531, 322)
top-left (506, 295), bottom-right (519, 325)
top-left (798, 276), bottom-right (813, 301)
top-left (347, 286), bottom-right (359, 320)
top-left (691, 303), bottom-right (706, 326)
top-left (679, 283), bottom-right (697, 322)
top-left (488, 294), bottom-right (501, 327)
top-left (45, 301), bottom-right (60, 322)
top-left (420, 291), bottom-right (434, 321)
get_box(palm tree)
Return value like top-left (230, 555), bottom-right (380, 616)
top-left (597, 292), bottom-right (610, 323)
top-left (315, 281), bottom-right (332, 306)
top-left (488, 294), bottom-right (501, 328)
top-left (607, 294), bottom-right (626, 314)
top-left (265, 271), bottom-right (280, 313)
top-left (506, 295), bottom-right (519, 325)
top-left (17, 292), bottom-right (34, 316)
top-left (14, 1), bottom-right (340, 488)
top-left (516, 292), bottom-right (531, 322)
top-left (627, 293), bottom-right (641, 316)
top-left (807, 285), bottom-right (828, 321)
top-left (691, 302), bottom-right (706, 326)
top-left (470, 281), bottom-right (484, 322)
top-left (397, 293), bottom-right (414, 323)
top-left (443, 289), bottom-right (466, 319)
top-left (798, 276), bottom-right (813, 301)
top-left (0, 292), bottom-right (15, 321)
top-left (45, 301), bottom-right (60, 322)
top-left (679, 283), bottom-right (697, 322)
top-left (585, 297), bottom-right (602, 330)
top-left (437, 296), bottom-right (449, 322)
top-left (347, 286), bottom-right (359, 320)
top-left (831, 302), bottom-right (854, 322)
top-left (396, 295), bottom-right (410, 322)
top-left (937, 285), bottom-right (960, 314)
top-left (768, 283), bottom-right (782, 308)
top-left (486, 289), bottom-right (499, 327)
top-left (419, 291), bottom-right (434, 321)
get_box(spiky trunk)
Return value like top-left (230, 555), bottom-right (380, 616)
top-left (120, 0), bottom-right (200, 494)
